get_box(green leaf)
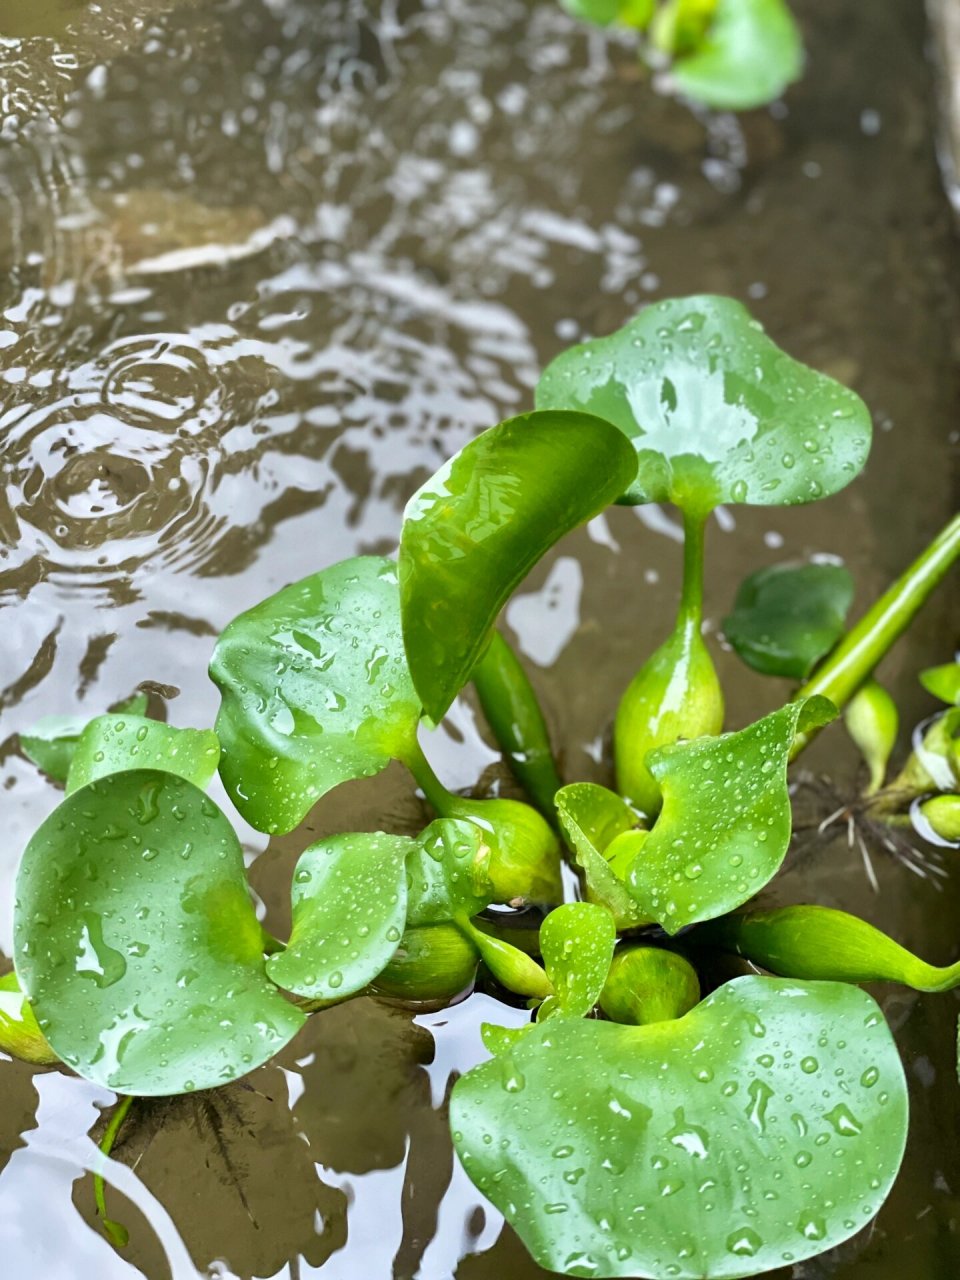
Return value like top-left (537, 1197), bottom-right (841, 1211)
top-left (724, 562), bottom-right (854, 679)
top-left (265, 833), bottom-right (413, 1002)
top-left (0, 971), bottom-right (60, 1066)
top-left (210, 556), bottom-right (422, 835)
top-left (538, 903), bottom-right (616, 1019)
top-left (459, 917), bottom-right (553, 1000)
top-left (555, 784), bottom-right (651, 929)
top-left (20, 693), bottom-right (149, 783)
top-left (451, 976), bottom-right (907, 1279)
top-left (671, 0), bottom-right (803, 111)
top-left (14, 771), bottom-right (304, 1095)
top-left (480, 1022), bottom-right (532, 1055)
top-left (696, 904), bottom-right (960, 990)
top-left (398, 410), bottom-right (638, 724)
top-left (536, 295), bottom-right (870, 514)
top-left (66, 715), bottom-right (220, 796)
top-left (560, 0), bottom-right (654, 28)
top-left (627, 696), bottom-right (836, 932)
top-left (405, 819), bottom-right (494, 926)
top-left (920, 662), bottom-right (960, 706)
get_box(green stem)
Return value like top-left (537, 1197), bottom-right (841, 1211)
top-left (401, 736), bottom-right (458, 815)
top-left (678, 510), bottom-right (707, 631)
top-left (792, 510), bottom-right (960, 757)
top-left (94, 1094), bottom-right (134, 1247)
top-left (471, 631), bottom-right (564, 819)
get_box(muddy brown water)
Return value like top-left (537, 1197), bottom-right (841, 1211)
top-left (0, 0), bottom-right (958, 1276)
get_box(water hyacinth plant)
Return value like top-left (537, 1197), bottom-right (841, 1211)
top-left (7, 294), bottom-right (960, 1278)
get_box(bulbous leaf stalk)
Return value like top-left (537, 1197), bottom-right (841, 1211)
top-left (370, 923), bottom-right (480, 1003)
top-left (599, 945), bottom-right (700, 1026)
top-left (615, 512), bottom-right (724, 816)
top-left (844, 678), bottom-right (898, 795)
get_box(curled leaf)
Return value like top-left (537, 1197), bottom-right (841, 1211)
top-left (537, 295), bottom-right (871, 514)
top-left (398, 410), bottom-right (638, 724)
top-left (724, 561), bottom-right (854, 680)
top-left (627, 696), bottom-right (837, 932)
top-left (66, 715), bottom-right (220, 795)
top-left (266, 833), bottom-right (412, 1002)
top-left (210, 556), bottom-right (421, 835)
top-left (459, 917), bottom-right (553, 1000)
top-left (452, 976), bottom-right (907, 1278)
top-left (555, 783), bottom-right (651, 929)
top-left (14, 771), bottom-right (304, 1095)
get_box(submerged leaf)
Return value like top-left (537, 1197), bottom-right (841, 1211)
top-left (539, 903), bottom-right (616, 1019)
top-left (724, 561), bottom-right (854, 679)
top-left (555, 783), bottom-right (651, 929)
top-left (398, 409), bottom-right (637, 724)
top-left (698, 904), bottom-right (960, 990)
top-left (14, 771), bottom-right (304, 1095)
top-left (452, 976), bottom-right (907, 1279)
top-left (210, 556), bottom-right (422, 835)
top-left (536, 295), bottom-right (871, 514)
top-left (670, 0), bottom-right (803, 111)
top-left (0, 972), bottom-right (60, 1066)
top-left (266, 833), bottom-right (412, 1002)
top-left (20, 693), bottom-right (149, 783)
top-left (66, 715), bottom-right (220, 795)
top-left (627, 696), bottom-right (836, 932)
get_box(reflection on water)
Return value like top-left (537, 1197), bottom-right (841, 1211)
top-left (0, 0), bottom-right (958, 1275)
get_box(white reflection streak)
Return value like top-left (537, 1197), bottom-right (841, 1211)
top-left (0, 1073), bottom-right (201, 1279)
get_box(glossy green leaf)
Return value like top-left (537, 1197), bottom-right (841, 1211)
top-left (539, 903), bottom-right (616, 1020)
top-left (266, 833), bottom-right (412, 1002)
top-left (66, 714), bottom-right (220, 796)
top-left (555, 783), bottom-right (651, 929)
top-left (398, 410), bottom-right (638, 724)
top-left (451, 976), bottom-right (907, 1279)
top-left (20, 693), bottom-right (149, 783)
top-left (698, 904), bottom-right (960, 990)
top-left (671, 0), bottom-right (803, 111)
top-left (480, 1022), bottom-right (532, 1055)
top-left (210, 556), bottom-right (421, 835)
top-left (405, 819), bottom-right (494, 926)
top-left (627, 696), bottom-right (836, 932)
top-left (560, 0), bottom-right (654, 28)
top-left (0, 971), bottom-right (60, 1066)
top-left (536, 296), bottom-right (870, 514)
top-left (920, 662), bottom-right (960, 706)
top-left (459, 917), bottom-right (553, 1000)
top-left (599, 945), bottom-right (701, 1026)
top-left (14, 771), bottom-right (304, 1095)
top-left (724, 562), bottom-right (854, 680)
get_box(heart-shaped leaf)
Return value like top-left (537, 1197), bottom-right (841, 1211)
top-left (14, 771), bottom-right (304, 1095)
top-left (536, 296), bottom-right (871, 514)
top-left (627, 696), bottom-right (836, 932)
top-left (451, 976), bottom-right (908, 1279)
top-left (538, 903), bottom-right (616, 1019)
top-left (724, 562), bottom-right (854, 679)
top-left (210, 556), bottom-right (422, 835)
top-left (398, 410), bottom-right (638, 724)
top-left (697, 904), bottom-right (960, 991)
top-left (405, 818), bottom-right (494, 926)
top-left (920, 662), bottom-right (960, 706)
top-left (0, 972), bottom-right (60, 1066)
top-left (66, 714), bottom-right (220, 795)
top-left (20, 693), bottom-right (148, 783)
top-left (555, 784), bottom-right (651, 929)
top-left (670, 0), bottom-right (803, 112)
top-left (266, 833), bottom-right (412, 1002)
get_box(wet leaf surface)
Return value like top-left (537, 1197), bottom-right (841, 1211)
top-left (398, 410), bottom-right (637, 724)
top-left (66, 714), bottom-right (220, 795)
top-left (671, 0), bottom-right (803, 111)
top-left (538, 903), bottom-right (616, 1019)
top-left (628, 697), bottom-right (836, 932)
top-left (724, 561), bottom-right (854, 679)
top-left (451, 977), bottom-right (908, 1279)
top-left (210, 555), bottom-right (421, 835)
top-left (405, 818), bottom-right (494, 926)
top-left (14, 770), bottom-right (304, 1095)
top-left (536, 295), bottom-right (871, 514)
top-left (555, 783), bottom-right (651, 929)
top-left (19, 693), bottom-right (149, 783)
